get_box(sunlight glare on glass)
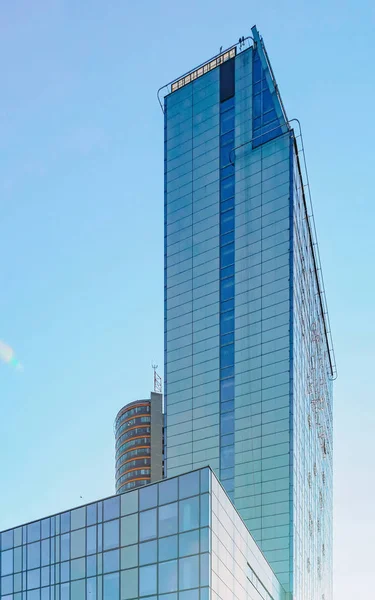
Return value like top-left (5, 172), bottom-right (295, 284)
top-left (0, 340), bottom-right (23, 371)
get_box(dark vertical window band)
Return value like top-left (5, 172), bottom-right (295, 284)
top-left (219, 59), bottom-right (235, 500)
top-left (252, 51), bottom-right (282, 148)
top-left (163, 102), bottom-right (168, 477)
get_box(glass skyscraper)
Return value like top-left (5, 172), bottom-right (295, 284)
top-left (162, 26), bottom-right (335, 600)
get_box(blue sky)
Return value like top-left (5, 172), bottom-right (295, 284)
top-left (0, 1), bottom-right (374, 596)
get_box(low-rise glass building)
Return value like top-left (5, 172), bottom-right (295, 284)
top-left (0, 468), bottom-right (284, 600)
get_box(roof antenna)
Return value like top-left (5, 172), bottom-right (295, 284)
top-left (152, 363), bottom-right (162, 394)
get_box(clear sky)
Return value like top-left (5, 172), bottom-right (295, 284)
top-left (0, 0), bottom-right (373, 597)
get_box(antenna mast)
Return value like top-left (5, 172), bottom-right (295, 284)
top-left (152, 364), bottom-right (162, 394)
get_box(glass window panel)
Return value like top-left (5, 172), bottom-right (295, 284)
top-left (86, 555), bottom-right (96, 578)
top-left (41, 566), bottom-right (49, 587)
top-left (221, 109), bottom-right (234, 134)
top-left (1, 530), bottom-right (13, 550)
top-left (60, 582), bottom-right (70, 600)
top-left (121, 490), bottom-right (138, 516)
top-left (14, 571), bottom-right (22, 592)
top-left (221, 197), bottom-right (234, 213)
top-left (87, 577), bottom-right (96, 599)
top-left (179, 530), bottom-right (199, 557)
top-left (120, 545), bottom-right (137, 571)
top-left (71, 557), bottom-right (85, 580)
top-left (103, 519), bottom-right (119, 551)
top-left (14, 547), bottom-right (22, 573)
top-left (71, 578), bottom-right (85, 600)
top-left (60, 561), bottom-right (69, 583)
top-left (221, 332), bottom-right (234, 345)
top-left (220, 244), bottom-right (234, 269)
top-left (200, 528), bottom-right (210, 553)
top-left (179, 555), bottom-right (199, 590)
top-left (220, 209), bottom-right (234, 234)
top-left (221, 411), bottom-right (234, 435)
top-left (97, 502), bottom-right (103, 523)
top-left (180, 590), bottom-right (199, 600)
top-left (220, 311), bottom-right (234, 335)
top-left (159, 502), bottom-right (178, 537)
top-left (71, 529), bottom-right (85, 559)
top-left (14, 528), bottom-right (22, 548)
top-left (158, 478), bottom-right (178, 505)
top-left (27, 523), bottom-right (41, 544)
top-left (158, 535), bottom-right (178, 562)
top-left (87, 526), bottom-right (97, 555)
top-left (121, 514), bottom-right (138, 547)
top-left (220, 176), bottom-right (234, 201)
top-left (179, 497), bottom-right (199, 532)
top-left (221, 433), bottom-right (234, 446)
top-left (41, 587), bottom-right (50, 600)
top-left (221, 230), bottom-right (234, 246)
top-left (140, 509), bottom-right (157, 541)
top-left (87, 504), bottom-right (97, 526)
top-left (103, 497), bottom-right (120, 522)
top-left (41, 539), bottom-right (50, 566)
top-left (158, 560), bottom-right (178, 594)
top-left (60, 514), bottom-right (70, 535)
top-left (103, 572), bottom-right (119, 600)
top-left (220, 445), bottom-right (234, 469)
top-left (98, 523), bottom-right (103, 552)
top-left (28, 590), bottom-right (41, 600)
top-left (221, 163), bottom-right (235, 179)
top-left (27, 542), bottom-right (41, 570)
top-left (60, 535), bottom-right (70, 562)
top-left (200, 553), bottom-right (210, 586)
top-left (221, 264), bottom-right (234, 279)
top-left (1, 574), bottom-right (13, 594)
top-left (200, 469), bottom-right (210, 493)
top-left (103, 549), bottom-right (119, 574)
top-left (179, 472), bottom-right (199, 499)
top-left (220, 144), bottom-right (232, 168)
top-left (70, 508), bottom-right (85, 531)
top-left (221, 297), bottom-right (234, 312)
top-left (140, 565), bottom-right (157, 597)
top-left (220, 343), bottom-right (234, 368)
top-left (120, 567), bottom-right (138, 600)
top-left (221, 96), bottom-right (235, 112)
top-left (200, 495), bottom-right (210, 527)
top-left (220, 378), bottom-right (234, 401)
top-left (221, 129), bottom-right (234, 147)
top-left (27, 568), bottom-right (40, 590)
top-left (139, 485), bottom-right (157, 511)
top-left (97, 553), bottom-right (103, 575)
top-left (139, 541), bottom-right (157, 566)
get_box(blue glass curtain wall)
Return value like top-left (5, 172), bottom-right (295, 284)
top-left (252, 51), bottom-right (282, 147)
top-left (219, 60), bottom-right (235, 499)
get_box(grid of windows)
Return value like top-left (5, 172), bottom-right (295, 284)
top-left (252, 51), bottom-right (282, 148)
top-left (164, 27), bottom-right (333, 600)
top-left (0, 470), bottom-right (211, 600)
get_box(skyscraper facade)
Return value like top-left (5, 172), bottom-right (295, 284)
top-left (115, 392), bottom-right (164, 494)
top-left (162, 26), bottom-right (335, 600)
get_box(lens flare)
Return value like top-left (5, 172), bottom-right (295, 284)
top-left (0, 340), bottom-right (22, 370)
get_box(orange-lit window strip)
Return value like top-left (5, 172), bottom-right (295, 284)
top-left (116, 446), bottom-right (151, 467)
top-left (171, 48), bottom-right (236, 93)
top-left (116, 402), bottom-right (150, 424)
top-left (116, 426), bottom-right (151, 448)
top-left (115, 436), bottom-right (151, 459)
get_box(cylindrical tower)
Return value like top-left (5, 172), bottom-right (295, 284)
top-left (115, 400), bottom-right (152, 494)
